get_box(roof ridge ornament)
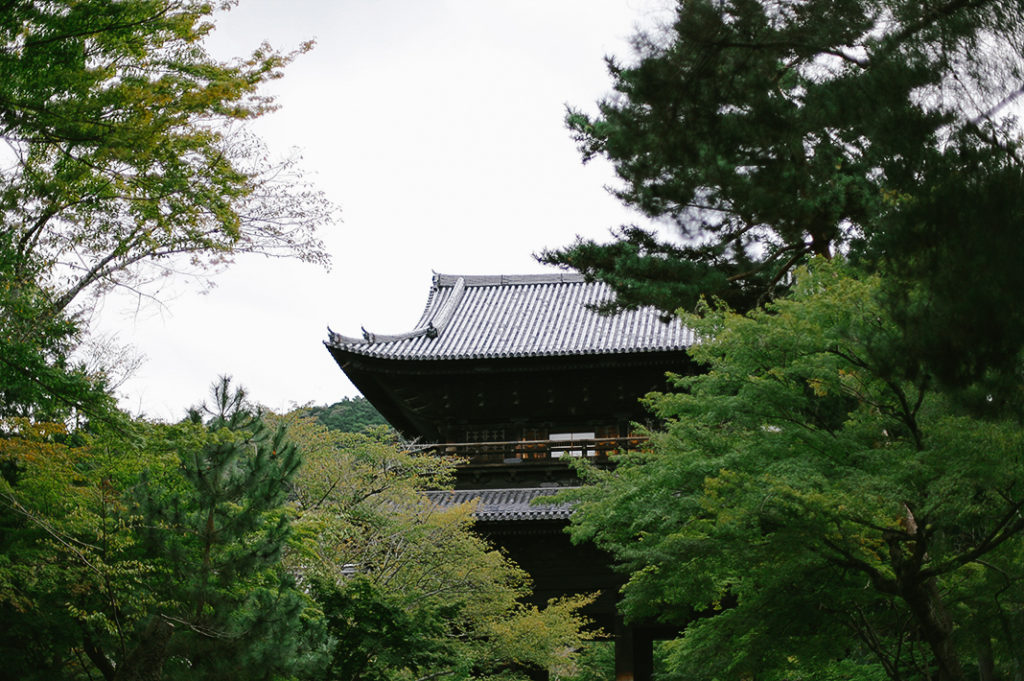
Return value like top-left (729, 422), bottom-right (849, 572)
top-left (332, 278), bottom-right (467, 346)
top-left (426, 276), bottom-right (466, 338)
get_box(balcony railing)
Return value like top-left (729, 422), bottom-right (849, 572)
top-left (418, 436), bottom-right (649, 465)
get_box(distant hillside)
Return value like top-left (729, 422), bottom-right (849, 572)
top-left (304, 396), bottom-right (388, 433)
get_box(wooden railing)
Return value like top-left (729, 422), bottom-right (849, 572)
top-left (418, 436), bottom-right (648, 464)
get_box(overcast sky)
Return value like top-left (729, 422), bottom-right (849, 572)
top-left (93, 0), bottom-right (672, 421)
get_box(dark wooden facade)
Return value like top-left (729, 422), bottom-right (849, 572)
top-left (328, 348), bottom-right (685, 489)
top-left (332, 349), bottom-right (685, 443)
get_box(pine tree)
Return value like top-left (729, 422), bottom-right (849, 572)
top-left (0, 379), bottom-right (321, 681)
top-left (543, 0), bottom-right (1024, 388)
top-left (129, 378), bottom-right (316, 681)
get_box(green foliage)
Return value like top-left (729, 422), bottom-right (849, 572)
top-left (0, 4), bottom-right (352, 677)
top-left (0, 419), bottom-right (116, 679)
top-left (563, 261), bottom-right (1024, 681)
top-left (869, 151), bottom-right (1024, 397)
top-left (0, 0), bottom-right (333, 308)
top-left (549, 5), bottom-right (1024, 674)
top-left (133, 379), bottom-right (315, 680)
top-left (542, 0), bottom-right (1024, 386)
top-left (2, 391), bottom-right (596, 681)
top-left (311, 575), bottom-right (454, 681)
top-left (0, 0), bottom-right (333, 422)
top-left (305, 396), bottom-right (388, 433)
top-left (276, 412), bottom-right (595, 681)
top-left (0, 230), bottom-right (114, 421)
top-left (558, 641), bottom-right (615, 681)
top-left (0, 380), bottom-right (321, 681)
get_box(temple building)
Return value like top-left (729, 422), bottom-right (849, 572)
top-left (325, 272), bottom-right (694, 681)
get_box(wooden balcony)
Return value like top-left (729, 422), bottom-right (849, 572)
top-left (419, 436), bottom-right (649, 465)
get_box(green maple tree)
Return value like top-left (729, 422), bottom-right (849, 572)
top-left (561, 260), bottom-right (1024, 681)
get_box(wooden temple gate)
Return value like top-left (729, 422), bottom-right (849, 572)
top-left (326, 273), bottom-right (695, 681)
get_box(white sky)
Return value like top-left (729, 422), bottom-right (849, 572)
top-left (94, 0), bottom-right (672, 421)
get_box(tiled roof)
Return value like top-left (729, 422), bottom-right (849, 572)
top-left (424, 487), bottom-right (574, 522)
top-left (326, 273), bottom-right (694, 360)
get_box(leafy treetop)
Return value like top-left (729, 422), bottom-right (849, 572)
top-left (561, 260), bottom-right (1024, 681)
top-left (304, 396), bottom-right (388, 434)
top-left (0, 0), bottom-right (334, 420)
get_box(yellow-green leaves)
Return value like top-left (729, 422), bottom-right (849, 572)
top-left (277, 412), bottom-right (594, 681)
top-left (1, 0), bottom-right (333, 318)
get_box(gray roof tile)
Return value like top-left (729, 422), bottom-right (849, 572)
top-left (424, 487), bottom-right (574, 522)
top-left (327, 273), bottom-right (694, 360)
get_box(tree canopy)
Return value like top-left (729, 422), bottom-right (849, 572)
top-left (2, 384), bottom-right (594, 681)
top-left (541, 0), bottom-right (1024, 387)
top-left (0, 0), bottom-right (333, 421)
top-left (542, 3), bottom-right (1024, 679)
top-left (0, 0), bottom-right (333, 309)
top-left (304, 396), bottom-right (388, 434)
top-left (561, 261), bottom-right (1024, 681)
top-left (0, 380), bottom-right (319, 681)
top-left (276, 416), bottom-right (595, 681)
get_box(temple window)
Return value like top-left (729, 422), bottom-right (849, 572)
top-left (549, 431), bottom-right (597, 458)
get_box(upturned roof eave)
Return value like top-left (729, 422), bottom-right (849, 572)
top-left (323, 339), bottom-right (691, 363)
top-left (328, 273), bottom-right (593, 347)
top-left (325, 271), bottom-right (694, 363)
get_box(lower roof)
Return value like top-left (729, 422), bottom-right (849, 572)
top-left (424, 487), bottom-right (574, 522)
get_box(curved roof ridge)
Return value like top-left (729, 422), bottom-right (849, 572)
top-left (328, 325), bottom-right (432, 346)
top-left (412, 273), bottom-right (445, 328)
top-left (428, 276), bottom-right (466, 336)
top-left (335, 276), bottom-right (469, 346)
top-left (434, 272), bottom-right (585, 287)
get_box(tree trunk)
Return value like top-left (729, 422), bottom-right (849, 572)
top-left (978, 635), bottom-right (995, 681)
top-left (901, 578), bottom-right (963, 681)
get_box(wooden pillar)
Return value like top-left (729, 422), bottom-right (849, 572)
top-left (615, 619), bottom-right (654, 681)
top-left (614, 616), bottom-right (634, 681)
top-left (634, 628), bottom-right (654, 681)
